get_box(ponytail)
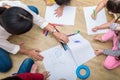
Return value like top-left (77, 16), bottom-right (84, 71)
top-left (0, 7), bottom-right (6, 14)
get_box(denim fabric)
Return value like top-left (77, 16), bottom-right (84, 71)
top-left (17, 58), bottom-right (34, 74)
top-left (0, 48), bottom-right (12, 72)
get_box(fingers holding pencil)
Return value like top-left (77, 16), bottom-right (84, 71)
top-left (91, 10), bottom-right (97, 20)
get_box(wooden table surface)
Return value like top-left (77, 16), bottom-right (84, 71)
top-left (0, 0), bottom-right (120, 80)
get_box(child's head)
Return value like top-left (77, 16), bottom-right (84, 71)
top-left (106, 0), bottom-right (120, 13)
top-left (55, 0), bottom-right (71, 5)
top-left (0, 7), bottom-right (33, 35)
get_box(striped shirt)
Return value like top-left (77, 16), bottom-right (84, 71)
top-left (103, 23), bottom-right (120, 56)
top-left (103, 49), bottom-right (120, 56)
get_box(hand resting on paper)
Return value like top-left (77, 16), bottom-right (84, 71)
top-left (91, 13), bottom-right (97, 20)
top-left (92, 26), bottom-right (100, 32)
top-left (54, 6), bottom-right (64, 17)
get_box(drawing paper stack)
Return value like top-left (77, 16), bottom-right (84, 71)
top-left (41, 34), bottom-right (96, 80)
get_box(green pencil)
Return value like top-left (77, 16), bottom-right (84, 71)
top-left (93, 10), bottom-right (96, 17)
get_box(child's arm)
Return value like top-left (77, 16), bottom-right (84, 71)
top-left (95, 49), bottom-right (120, 57)
top-left (91, 0), bottom-right (108, 19)
top-left (111, 23), bottom-right (120, 31)
top-left (19, 47), bottom-right (44, 61)
top-left (92, 19), bottom-right (115, 32)
top-left (103, 49), bottom-right (120, 56)
top-left (0, 39), bottom-right (43, 61)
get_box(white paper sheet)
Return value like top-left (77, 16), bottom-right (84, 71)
top-left (67, 34), bottom-right (96, 66)
top-left (41, 34), bottom-right (96, 80)
top-left (83, 6), bottom-right (108, 35)
top-left (45, 4), bottom-right (76, 25)
top-left (41, 45), bottom-right (77, 80)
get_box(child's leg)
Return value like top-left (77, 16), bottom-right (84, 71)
top-left (94, 30), bottom-right (115, 42)
top-left (102, 30), bottom-right (118, 50)
top-left (0, 48), bottom-right (12, 72)
top-left (30, 63), bottom-right (38, 73)
top-left (94, 30), bottom-right (118, 50)
top-left (17, 58), bottom-right (34, 74)
top-left (103, 56), bottom-right (120, 69)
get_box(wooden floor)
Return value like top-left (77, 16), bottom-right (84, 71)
top-left (0, 0), bottom-right (120, 80)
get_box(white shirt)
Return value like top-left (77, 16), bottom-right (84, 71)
top-left (0, 1), bottom-right (49, 54)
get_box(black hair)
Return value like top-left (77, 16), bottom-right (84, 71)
top-left (1, 76), bottom-right (22, 80)
top-left (0, 7), bottom-right (6, 14)
top-left (55, 0), bottom-right (71, 5)
top-left (0, 7), bottom-right (33, 35)
top-left (106, 0), bottom-right (120, 13)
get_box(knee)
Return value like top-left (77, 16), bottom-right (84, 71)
top-left (24, 58), bottom-right (34, 64)
top-left (103, 62), bottom-right (113, 70)
top-left (0, 62), bottom-right (12, 72)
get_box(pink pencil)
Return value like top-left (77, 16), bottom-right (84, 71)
top-left (50, 23), bottom-right (63, 26)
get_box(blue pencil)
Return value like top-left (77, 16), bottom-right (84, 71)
top-left (60, 42), bottom-right (68, 51)
top-left (45, 31), bottom-right (48, 36)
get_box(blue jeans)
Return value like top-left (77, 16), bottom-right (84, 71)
top-left (28, 5), bottom-right (39, 15)
top-left (17, 58), bottom-right (34, 74)
top-left (0, 48), bottom-right (12, 72)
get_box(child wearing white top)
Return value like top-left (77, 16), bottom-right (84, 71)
top-left (0, 1), bottom-right (68, 72)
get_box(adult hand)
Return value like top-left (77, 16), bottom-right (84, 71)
top-left (53, 32), bottom-right (69, 44)
top-left (94, 49), bottom-right (103, 56)
top-left (54, 6), bottom-right (64, 17)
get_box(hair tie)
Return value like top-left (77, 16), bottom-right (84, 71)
top-left (18, 14), bottom-right (32, 21)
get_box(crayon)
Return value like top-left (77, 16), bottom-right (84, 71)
top-left (93, 10), bottom-right (96, 17)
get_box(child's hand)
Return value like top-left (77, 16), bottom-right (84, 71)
top-left (94, 49), bottom-right (103, 56)
top-left (91, 13), bottom-right (96, 20)
top-left (53, 32), bottom-right (69, 44)
top-left (26, 49), bottom-right (44, 61)
top-left (42, 71), bottom-right (50, 80)
top-left (54, 6), bottom-right (64, 17)
top-left (92, 26), bottom-right (99, 32)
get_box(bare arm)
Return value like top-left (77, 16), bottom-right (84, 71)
top-left (92, 19), bottom-right (115, 32)
top-left (91, 0), bottom-right (108, 19)
top-left (19, 47), bottom-right (43, 61)
top-left (95, 0), bottom-right (108, 14)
